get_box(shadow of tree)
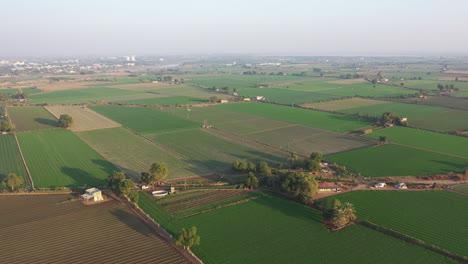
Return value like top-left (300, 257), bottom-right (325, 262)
top-left (61, 166), bottom-right (103, 188)
top-left (34, 117), bottom-right (59, 127)
top-left (110, 208), bottom-right (151, 237)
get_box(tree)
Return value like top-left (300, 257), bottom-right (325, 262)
top-left (0, 120), bottom-right (15, 132)
top-left (287, 152), bottom-right (299, 165)
top-left (379, 136), bottom-right (388, 143)
top-left (330, 202), bottom-right (357, 229)
top-left (280, 172), bottom-right (318, 204)
top-left (176, 226), bottom-right (200, 250)
top-left (309, 152), bottom-right (323, 162)
top-left (119, 179), bottom-right (135, 196)
top-left (232, 160), bottom-right (248, 171)
top-left (277, 162), bottom-right (284, 170)
top-left (209, 96), bottom-right (218, 103)
top-left (247, 162), bottom-right (256, 172)
top-left (245, 172), bottom-right (259, 189)
top-left (257, 162), bottom-right (272, 176)
top-left (304, 159), bottom-right (321, 171)
top-left (139, 171), bottom-right (155, 187)
top-left (4, 173), bottom-right (24, 191)
top-left (128, 190), bottom-right (139, 203)
top-left (400, 82), bottom-right (404, 86)
top-left (58, 114), bottom-right (73, 128)
top-left (149, 162), bottom-right (169, 185)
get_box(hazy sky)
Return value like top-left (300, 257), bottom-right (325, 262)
top-left (2, 0), bottom-right (468, 57)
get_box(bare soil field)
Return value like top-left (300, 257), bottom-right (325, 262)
top-left (0, 195), bottom-right (189, 263)
top-left (45, 105), bottom-right (121, 131)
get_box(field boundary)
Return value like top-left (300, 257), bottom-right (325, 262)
top-left (12, 133), bottom-right (34, 190)
top-left (358, 220), bottom-right (468, 263)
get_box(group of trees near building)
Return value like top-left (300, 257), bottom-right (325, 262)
top-left (107, 171), bottom-right (138, 203)
top-left (140, 162), bottom-right (169, 187)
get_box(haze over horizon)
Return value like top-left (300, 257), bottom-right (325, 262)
top-left (3, 0), bottom-right (468, 57)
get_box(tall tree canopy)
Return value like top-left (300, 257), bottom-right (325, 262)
top-left (176, 226), bottom-right (200, 250)
top-left (58, 114), bottom-right (73, 128)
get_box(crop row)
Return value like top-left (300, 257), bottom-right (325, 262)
top-left (0, 196), bottom-right (188, 263)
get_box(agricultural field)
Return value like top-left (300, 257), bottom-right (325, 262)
top-left (27, 87), bottom-right (159, 104)
top-left (245, 125), bottom-right (375, 156)
top-left (116, 95), bottom-right (208, 106)
top-left (17, 130), bottom-right (116, 188)
top-left (45, 105), bottom-right (121, 131)
top-left (162, 105), bottom-right (260, 126)
top-left (218, 103), bottom-right (370, 132)
top-left (319, 191), bottom-right (468, 258)
top-left (0, 195), bottom-right (188, 263)
top-left (149, 129), bottom-right (284, 173)
top-left (339, 101), bottom-right (468, 132)
top-left (390, 96), bottom-right (468, 111)
top-left (90, 105), bottom-right (199, 134)
top-left (187, 74), bottom-right (299, 90)
top-left (0, 135), bottom-right (28, 185)
top-left (301, 97), bottom-right (390, 112)
top-left (77, 127), bottom-right (209, 180)
top-left (139, 191), bottom-right (454, 264)
top-left (326, 144), bottom-right (468, 177)
top-left (237, 87), bottom-right (342, 104)
top-left (365, 126), bottom-right (468, 158)
top-left (8, 106), bottom-right (59, 132)
top-left (453, 184), bottom-right (468, 194)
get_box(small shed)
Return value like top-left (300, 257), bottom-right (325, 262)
top-left (219, 99), bottom-right (228, 104)
top-left (255, 96), bottom-right (265, 101)
top-left (81, 188), bottom-right (104, 202)
top-left (243, 98), bottom-right (251, 101)
top-left (395, 183), bottom-right (408, 189)
top-left (374, 182), bottom-right (386, 188)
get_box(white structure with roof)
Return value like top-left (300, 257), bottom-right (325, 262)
top-left (81, 188), bottom-right (104, 202)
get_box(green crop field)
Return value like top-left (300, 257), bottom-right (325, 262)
top-left (365, 126), bottom-right (468, 158)
top-left (301, 97), bottom-right (390, 111)
top-left (28, 87), bottom-right (157, 104)
top-left (139, 191), bottom-right (454, 264)
top-left (162, 105), bottom-right (260, 126)
top-left (116, 95), bottom-right (208, 106)
top-left (245, 125), bottom-right (375, 156)
top-left (215, 118), bottom-right (294, 135)
top-left (155, 85), bottom-right (233, 99)
top-left (0, 195), bottom-right (188, 263)
top-left (90, 105), bottom-right (199, 134)
top-left (319, 191), bottom-right (468, 258)
top-left (0, 135), bottom-right (28, 186)
top-left (326, 144), bottom-right (468, 177)
top-left (17, 130), bottom-right (117, 188)
top-left (217, 103), bottom-right (370, 132)
top-left (77, 127), bottom-right (209, 180)
top-left (453, 184), bottom-right (468, 194)
top-left (340, 101), bottom-right (468, 132)
top-left (149, 129), bottom-right (284, 173)
top-left (8, 106), bottom-right (59, 132)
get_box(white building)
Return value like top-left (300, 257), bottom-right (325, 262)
top-left (81, 188), bottom-right (104, 202)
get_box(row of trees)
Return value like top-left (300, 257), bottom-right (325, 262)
top-left (107, 171), bottom-right (139, 203)
top-left (232, 160), bottom-right (272, 176)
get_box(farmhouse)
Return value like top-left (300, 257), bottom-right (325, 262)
top-left (395, 183), bottom-right (408, 189)
top-left (243, 98), bottom-right (251, 101)
top-left (219, 99), bottom-right (229, 103)
top-left (81, 188), bottom-right (104, 202)
top-left (318, 182), bottom-right (341, 192)
top-left (375, 182), bottom-right (386, 188)
top-left (255, 96), bottom-right (265, 101)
